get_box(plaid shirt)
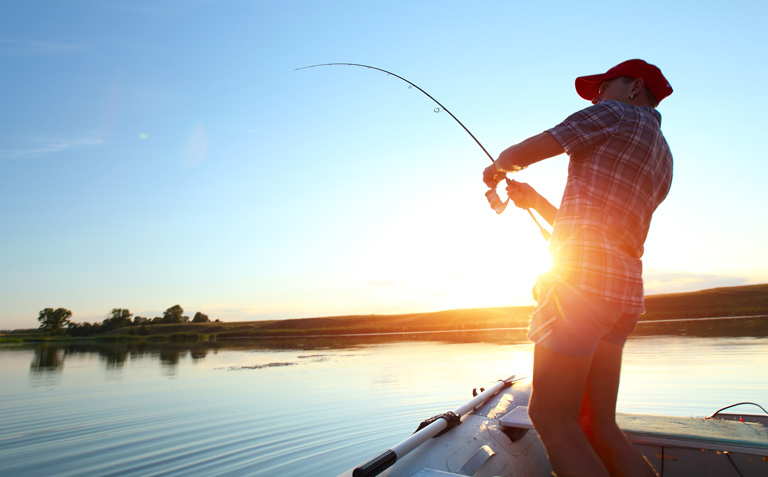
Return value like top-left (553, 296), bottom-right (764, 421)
top-left (539, 100), bottom-right (673, 314)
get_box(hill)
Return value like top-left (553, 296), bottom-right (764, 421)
top-left (5, 283), bottom-right (768, 341)
top-left (129, 283), bottom-right (768, 338)
top-left (643, 283), bottom-right (768, 320)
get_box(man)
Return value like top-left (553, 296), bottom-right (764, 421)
top-left (483, 59), bottom-right (673, 477)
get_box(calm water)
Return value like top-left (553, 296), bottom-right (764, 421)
top-left (2, 330), bottom-right (768, 476)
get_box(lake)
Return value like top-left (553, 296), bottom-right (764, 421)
top-left (2, 329), bottom-right (768, 476)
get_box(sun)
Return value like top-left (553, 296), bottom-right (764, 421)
top-left (345, 199), bottom-right (553, 313)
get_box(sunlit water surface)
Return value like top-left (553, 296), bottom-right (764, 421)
top-left (1, 331), bottom-right (767, 476)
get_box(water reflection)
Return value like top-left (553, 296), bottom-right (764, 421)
top-left (16, 329), bottom-right (529, 376)
top-left (3, 324), bottom-right (767, 477)
top-left (634, 316), bottom-right (768, 338)
top-left (159, 349), bottom-right (183, 366)
top-left (16, 318), bottom-right (767, 378)
top-left (29, 345), bottom-right (64, 373)
top-left (95, 345), bottom-right (129, 368)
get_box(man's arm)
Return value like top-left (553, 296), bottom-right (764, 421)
top-left (482, 131), bottom-right (563, 226)
top-left (506, 180), bottom-right (558, 227)
top-left (483, 131), bottom-right (564, 187)
top-left (497, 131), bottom-right (564, 171)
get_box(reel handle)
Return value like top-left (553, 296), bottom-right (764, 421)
top-left (485, 189), bottom-right (508, 214)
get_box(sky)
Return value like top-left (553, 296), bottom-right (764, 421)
top-left (1, 0), bottom-right (767, 330)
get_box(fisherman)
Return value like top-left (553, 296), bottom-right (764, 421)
top-left (483, 59), bottom-right (673, 477)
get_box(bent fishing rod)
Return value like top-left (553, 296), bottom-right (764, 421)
top-left (296, 63), bottom-right (551, 241)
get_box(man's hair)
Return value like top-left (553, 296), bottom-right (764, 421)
top-left (643, 88), bottom-right (659, 108)
top-left (619, 76), bottom-right (659, 108)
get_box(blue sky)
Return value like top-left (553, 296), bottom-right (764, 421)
top-left (2, 0), bottom-right (766, 330)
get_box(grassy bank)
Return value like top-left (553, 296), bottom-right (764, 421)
top-left (4, 283), bottom-right (768, 343)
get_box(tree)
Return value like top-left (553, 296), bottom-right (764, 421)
top-left (133, 316), bottom-right (149, 325)
top-left (192, 312), bottom-right (210, 323)
top-left (102, 308), bottom-right (133, 331)
top-left (68, 321), bottom-right (100, 337)
top-left (162, 305), bottom-right (184, 324)
top-left (38, 308), bottom-right (73, 334)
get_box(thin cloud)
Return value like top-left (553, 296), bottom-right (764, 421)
top-left (90, 1), bottom-right (176, 16)
top-left (87, 0), bottom-right (224, 17)
top-left (643, 270), bottom-right (750, 295)
top-left (366, 280), bottom-right (399, 288)
top-left (0, 38), bottom-right (85, 56)
top-left (1, 135), bottom-right (105, 163)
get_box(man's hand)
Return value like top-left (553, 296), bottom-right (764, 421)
top-left (506, 179), bottom-right (537, 210)
top-left (483, 163), bottom-right (505, 188)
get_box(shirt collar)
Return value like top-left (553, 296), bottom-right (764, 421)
top-left (649, 108), bottom-right (662, 126)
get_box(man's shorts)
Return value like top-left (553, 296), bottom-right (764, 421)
top-left (527, 282), bottom-right (640, 357)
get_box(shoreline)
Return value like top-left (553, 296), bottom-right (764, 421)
top-left (5, 283), bottom-right (768, 342)
top-left (3, 315), bottom-right (768, 344)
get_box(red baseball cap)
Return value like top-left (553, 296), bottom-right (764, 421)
top-left (575, 59), bottom-right (673, 103)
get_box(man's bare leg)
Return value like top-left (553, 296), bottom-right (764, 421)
top-left (529, 343), bottom-right (608, 477)
top-left (580, 340), bottom-right (658, 477)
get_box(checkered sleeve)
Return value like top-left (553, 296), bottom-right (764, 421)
top-left (547, 102), bottom-right (624, 155)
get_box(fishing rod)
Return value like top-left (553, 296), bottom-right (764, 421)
top-left (296, 63), bottom-right (551, 241)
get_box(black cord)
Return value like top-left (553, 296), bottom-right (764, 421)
top-left (659, 446), bottom-right (664, 476)
top-left (725, 452), bottom-right (746, 477)
top-left (706, 402), bottom-right (765, 477)
top-left (707, 401), bottom-right (768, 419)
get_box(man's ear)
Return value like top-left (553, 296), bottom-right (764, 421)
top-left (631, 77), bottom-right (645, 97)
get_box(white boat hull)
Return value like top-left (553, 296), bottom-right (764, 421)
top-left (341, 377), bottom-right (768, 477)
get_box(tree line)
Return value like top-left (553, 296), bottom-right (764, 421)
top-left (37, 305), bottom-right (219, 336)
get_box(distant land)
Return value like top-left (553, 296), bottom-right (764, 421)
top-left (202, 283), bottom-right (768, 338)
top-left (4, 284), bottom-right (768, 341)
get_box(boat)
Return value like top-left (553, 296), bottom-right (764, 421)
top-left (339, 375), bottom-right (768, 477)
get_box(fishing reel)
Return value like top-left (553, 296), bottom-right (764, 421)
top-left (485, 178), bottom-right (551, 241)
top-left (485, 187), bottom-right (509, 214)
top-left (484, 178), bottom-right (513, 215)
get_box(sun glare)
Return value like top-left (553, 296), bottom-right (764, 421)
top-left (347, 200), bottom-right (552, 312)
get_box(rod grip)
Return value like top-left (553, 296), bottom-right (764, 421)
top-left (353, 449), bottom-right (397, 477)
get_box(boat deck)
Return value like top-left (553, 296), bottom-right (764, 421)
top-left (500, 406), bottom-right (768, 456)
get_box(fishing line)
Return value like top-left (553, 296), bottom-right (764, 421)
top-left (297, 63), bottom-right (495, 162)
top-left (296, 63), bottom-right (551, 241)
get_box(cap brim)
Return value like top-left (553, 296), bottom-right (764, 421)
top-left (575, 73), bottom-right (610, 101)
